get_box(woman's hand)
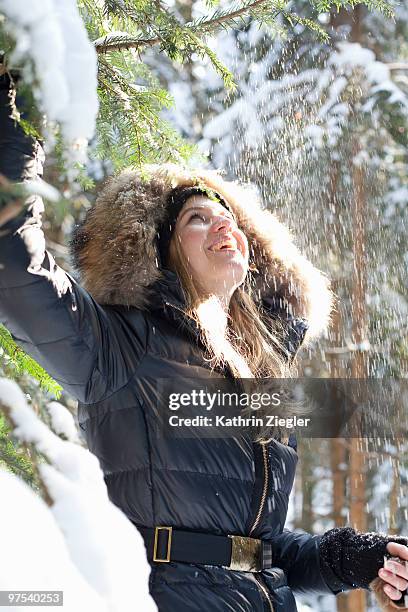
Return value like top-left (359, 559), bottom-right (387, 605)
top-left (378, 542), bottom-right (408, 606)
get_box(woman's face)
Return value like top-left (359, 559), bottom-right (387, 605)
top-left (172, 194), bottom-right (249, 298)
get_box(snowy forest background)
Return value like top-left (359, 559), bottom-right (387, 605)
top-left (0, 0), bottom-right (407, 610)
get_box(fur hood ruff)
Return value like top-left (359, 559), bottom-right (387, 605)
top-left (71, 164), bottom-right (334, 341)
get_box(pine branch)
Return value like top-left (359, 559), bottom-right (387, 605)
top-left (188, 0), bottom-right (273, 32)
top-left (0, 415), bottom-right (37, 486)
top-left (0, 326), bottom-right (62, 399)
top-left (0, 401), bottom-right (53, 506)
top-left (309, 0), bottom-right (393, 17)
top-left (95, 50), bottom-right (200, 167)
top-left (93, 0), bottom-right (394, 54)
top-left (184, 31), bottom-right (236, 91)
top-left (94, 0), bottom-right (273, 52)
top-left (279, 11), bottom-right (330, 41)
top-left (94, 33), bottom-right (160, 52)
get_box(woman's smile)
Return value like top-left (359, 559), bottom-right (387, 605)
top-left (206, 235), bottom-right (242, 255)
top-left (172, 194), bottom-right (249, 301)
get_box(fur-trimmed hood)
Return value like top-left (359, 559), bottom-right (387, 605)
top-left (71, 164), bottom-right (334, 340)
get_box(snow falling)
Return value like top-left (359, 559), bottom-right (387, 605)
top-left (164, 6), bottom-right (408, 610)
top-left (0, 2), bottom-right (407, 611)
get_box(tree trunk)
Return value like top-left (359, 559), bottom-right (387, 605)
top-left (327, 157), bottom-right (349, 612)
top-left (347, 139), bottom-right (368, 612)
top-left (389, 452), bottom-right (400, 535)
top-left (330, 10), bottom-right (369, 609)
top-left (300, 443), bottom-right (314, 532)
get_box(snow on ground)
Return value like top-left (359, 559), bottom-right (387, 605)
top-left (0, 377), bottom-right (156, 612)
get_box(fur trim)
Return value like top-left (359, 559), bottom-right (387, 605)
top-left (370, 577), bottom-right (408, 610)
top-left (71, 164), bottom-right (334, 339)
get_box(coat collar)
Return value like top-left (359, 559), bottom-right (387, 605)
top-left (149, 270), bottom-right (204, 347)
top-left (149, 270), bottom-right (308, 367)
top-left (150, 269), bottom-right (187, 312)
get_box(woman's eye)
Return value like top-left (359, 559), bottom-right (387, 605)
top-left (189, 213), bottom-right (206, 222)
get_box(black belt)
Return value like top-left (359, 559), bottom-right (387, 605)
top-left (138, 526), bottom-right (273, 573)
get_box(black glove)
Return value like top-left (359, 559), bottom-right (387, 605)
top-left (319, 526), bottom-right (408, 601)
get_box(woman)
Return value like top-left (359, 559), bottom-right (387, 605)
top-left (0, 69), bottom-right (407, 612)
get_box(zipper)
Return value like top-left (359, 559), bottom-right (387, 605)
top-left (164, 300), bottom-right (202, 339)
top-left (70, 288), bottom-right (77, 312)
top-left (254, 574), bottom-right (274, 612)
top-left (164, 301), bottom-right (190, 317)
top-left (249, 443), bottom-right (269, 535)
top-left (249, 443), bottom-right (274, 611)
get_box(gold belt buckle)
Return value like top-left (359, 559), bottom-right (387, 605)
top-left (227, 535), bottom-right (262, 572)
top-left (153, 526), bottom-right (173, 562)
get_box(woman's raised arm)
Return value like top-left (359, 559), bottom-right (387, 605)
top-left (0, 72), bottom-right (147, 403)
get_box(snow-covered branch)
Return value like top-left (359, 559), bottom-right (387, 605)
top-left (0, 378), bottom-right (156, 612)
top-left (387, 63), bottom-right (408, 71)
top-left (0, 0), bottom-right (99, 166)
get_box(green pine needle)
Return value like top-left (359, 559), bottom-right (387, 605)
top-left (0, 326), bottom-right (62, 399)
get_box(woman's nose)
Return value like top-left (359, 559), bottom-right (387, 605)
top-left (210, 216), bottom-right (234, 233)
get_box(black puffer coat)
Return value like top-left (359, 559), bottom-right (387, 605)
top-left (1, 76), bottom-right (404, 612)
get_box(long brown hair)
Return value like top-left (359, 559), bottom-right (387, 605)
top-left (168, 232), bottom-right (293, 380)
top-left (168, 233), bottom-right (302, 442)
